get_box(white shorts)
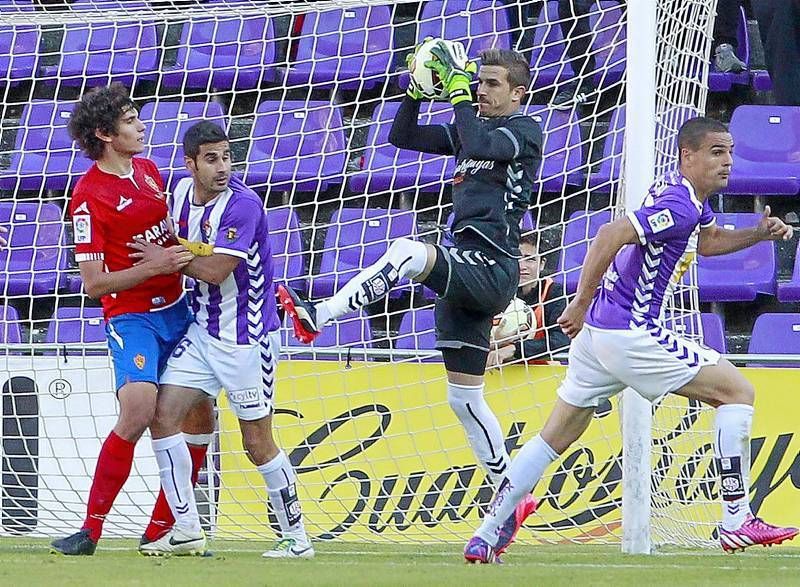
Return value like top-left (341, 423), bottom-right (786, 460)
top-left (557, 324), bottom-right (720, 408)
top-left (160, 322), bottom-right (280, 421)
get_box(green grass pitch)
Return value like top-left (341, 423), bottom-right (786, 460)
top-left (1, 539), bottom-right (798, 586)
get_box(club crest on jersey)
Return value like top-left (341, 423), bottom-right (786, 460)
top-left (133, 354), bottom-right (146, 370)
top-left (226, 227), bottom-right (237, 241)
top-left (73, 215), bottom-right (91, 244)
top-left (646, 209), bottom-right (675, 233)
top-left (203, 220), bottom-right (213, 238)
top-left (144, 174), bottom-right (162, 197)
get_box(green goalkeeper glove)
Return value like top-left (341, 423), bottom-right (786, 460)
top-left (405, 52), bottom-right (425, 100)
top-left (178, 237), bottom-right (213, 257)
top-left (425, 40), bottom-right (477, 106)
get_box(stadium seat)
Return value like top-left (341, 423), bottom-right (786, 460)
top-left (725, 105), bottom-right (800, 196)
top-left (0, 1), bottom-right (39, 87)
top-left (266, 206), bottom-right (306, 291)
top-left (309, 207), bottom-right (416, 299)
top-left (0, 100), bottom-right (91, 193)
top-left (349, 101), bottom-right (454, 194)
top-left (0, 202), bottom-right (69, 296)
top-left (697, 213), bottom-right (777, 302)
top-left (161, 2), bottom-right (276, 91)
top-left (0, 304), bottom-right (22, 344)
top-left (752, 70), bottom-right (772, 92)
top-left (666, 312), bottom-right (727, 354)
top-left (40, 1), bottom-right (159, 87)
top-left (707, 6), bottom-right (749, 92)
top-left (310, 314), bottom-right (373, 348)
top-left (777, 239), bottom-right (800, 302)
top-left (45, 306), bottom-right (105, 345)
top-left (523, 105), bottom-right (585, 191)
top-left (395, 307), bottom-right (437, 352)
top-left (139, 101), bottom-right (227, 188)
top-left (417, 0), bottom-right (512, 57)
top-left (557, 209), bottom-right (611, 294)
top-left (284, 6), bottom-right (393, 90)
top-left (529, 1), bottom-right (625, 91)
top-left (244, 100), bottom-right (348, 192)
top-left (589, 105), bottom-right (625, 191)
top-left (747, 313), bottom-right (800, 368)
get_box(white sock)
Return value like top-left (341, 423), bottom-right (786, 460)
top-left (475, 434), bottom-right (559, 546)
top-left (715, 403), bottom-right (754, 531)
top-left (315, 238), bottom-right (428, 328)
top-left (257, 450), bottom-right (307, 540)
top-left (152, 433), bottom-right (201, 534)
top-left (447, 382), bottom-right (510, 486)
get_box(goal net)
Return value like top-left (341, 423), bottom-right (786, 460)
top-left (0, 0), bottom-right (719, 548)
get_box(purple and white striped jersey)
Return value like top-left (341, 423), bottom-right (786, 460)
top-left (585, 172), bottom-right (716, 330)
top-left (171, 175), bottom-right (280, 345)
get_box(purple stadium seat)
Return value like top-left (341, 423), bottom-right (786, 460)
top-left (310, 314), bottom-right (373, 348)
top-left (747, 313), bottom-right (800, 367)
top-left (752, 70), bottom-right (772, 92)
top-left (0, 305), bottom-right (22, 344)
top-left (266, 206), bottom-right (306, 290)
top-left (140, 101), bottom-right (227, 188)
top-left (665, 312), bottom-right (727, 354)
top-left (162, 3), bottom-right (276, 91)
top-left (395, 307), bottom-right (438, 352)
top-left (349, 101), bottom-right (454, 194)
top-left (556, 209), bottom-right (611, 294)
top-left (777, 239), bottom-right (800, 302)
top-left (0, 202), bottom-right (69, 296)
top-left (244, 101), bottom-right (347, 192)
top-left (46, 307), bottom-right (105, 344)
top-left (40, 1), bottom-right (159, 88)
top-left (708, 6), bottom-right (749, 92)
top-left (0, 1), bottom-right (39, 86)
top-left (0, 100), bottom-right (91, 193)
top-left (284, 6), bottom-right (393, 90)
top-left (589, 105), bottom-right (624, 191)
top-left (697, 213), bottom-right (776, 302)
top-left (523, 105), bottom-right (584, 191)
top-left (725, 106), bottom-right (800, 196)
top-left (417, 0), bottom-right (512, 57)
top-left (530, 1), bottom-right (625, 90)
top-left (309, 208), bottom-right (416, 299)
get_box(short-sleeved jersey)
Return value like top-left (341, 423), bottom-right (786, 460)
top-left (586, 172), bottom-right (716, 330)
top-left (445, 112), bottom-right (542, 258)
top-left (70, 158), bottom-right (183, 320)
top-left (171, 175), bottom-right (279, 346)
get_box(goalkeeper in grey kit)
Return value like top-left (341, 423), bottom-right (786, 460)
top-left (279, 41), bottom-right (542, 557)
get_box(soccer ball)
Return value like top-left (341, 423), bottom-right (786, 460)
top-left (409, 38), bottom-right (468, 100)
top-left (491, 298), bottom-right (536, 345)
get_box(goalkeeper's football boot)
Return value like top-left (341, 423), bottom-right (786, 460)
top-left (261, 536), bottom-right (315, 559)
top-left (50, 529), bottom-right (97, 556)
top-left (494, 494), bottom-right (539, 556)
top-left (277, 285), bottom-right (320, 344)
top-left (719, 515), bottom-right (798, 553)
top-left (464, 536), bottom-right (497, 564)
top-left (138, 526), bottom-right (207, 557)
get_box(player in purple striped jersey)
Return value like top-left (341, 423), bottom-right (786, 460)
top-left (465, 117), bottom-right (798, 563)
top-left (132, 122), bottom-right (312, 558)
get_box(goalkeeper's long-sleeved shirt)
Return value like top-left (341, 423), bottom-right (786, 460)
top-left (389, 97), bottom-right (542, 258)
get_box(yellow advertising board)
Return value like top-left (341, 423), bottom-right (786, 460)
top-left (215, 361), bottom-right (800, 544)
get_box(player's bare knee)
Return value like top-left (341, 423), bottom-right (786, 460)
top-left (714, 377), bottom-right (755, 407)
top-left (240, 418), bottom-right (278, 465)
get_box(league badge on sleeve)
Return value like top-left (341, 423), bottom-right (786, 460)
top-left (646, 209), bottom-right (675, 234)
top-left (226, 227), bottom-right (238, 241)
top-left (73, 215), bottom-right (92, 244)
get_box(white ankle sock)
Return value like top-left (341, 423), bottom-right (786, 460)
top-left (715, 403), bottom-right (754, 531)
top-left (152, 433), bottom-right (201, 533)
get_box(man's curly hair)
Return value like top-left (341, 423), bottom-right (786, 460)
top-left (68, 83), bottom-right (137, 161)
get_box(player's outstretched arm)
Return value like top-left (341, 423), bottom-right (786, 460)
top-left (558, 217), bottom-right (639, 338)
top-left (388, 95), bottom-right (454, 155)
top-left (698, 205), bottom-right (793, 257)
top-left (181, 253), bottom-right (241, 286)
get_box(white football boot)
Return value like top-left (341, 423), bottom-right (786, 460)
top-left (261, 536), bottom-right (315, 559)
top-left (138, 526), bottom-right (207, 557)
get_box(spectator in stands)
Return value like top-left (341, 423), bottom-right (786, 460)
top-left (487, 233), bottom-right (570, 367)
top-left (753, 0), bottom-right (800, 105)
top-left (713, 0), bottom-right (748, 73)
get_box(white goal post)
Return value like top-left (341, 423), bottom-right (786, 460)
top-left (0, 0), bottom-right (724, 550)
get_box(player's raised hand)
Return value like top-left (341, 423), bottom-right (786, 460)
top-left (757, 205), bottom-right (794, 241)
top-left (425, 40), bottom-right (476, 106)
top-left (557, 299), bottom-right (588, 339)
top-left (129, 237), bottom-right (194, 274)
